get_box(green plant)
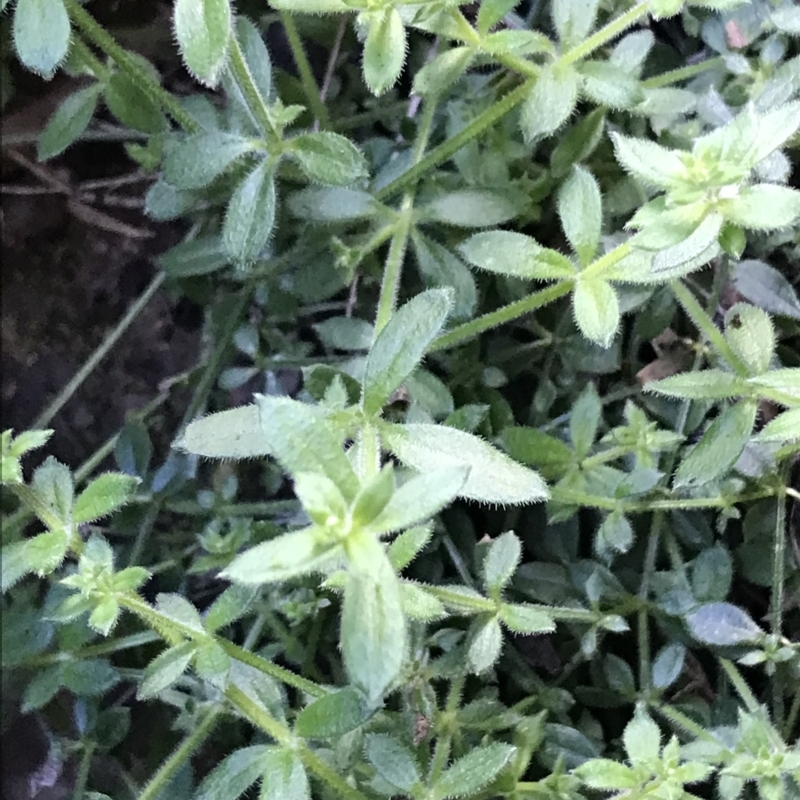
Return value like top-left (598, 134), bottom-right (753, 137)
top-left (2, 0), bottom-right (800, 799)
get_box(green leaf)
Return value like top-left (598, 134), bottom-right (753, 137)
top-left (383, 423), bottom-right (549, 505)
top-left (400, 580), bottom-right (446, 621)
top-left (459, 231), bottom-right (576, 281)
top-left (651, 213), bottom-right (723, 274)
top-left (570, 383), bottom-right (601, 459)
top-left (477, 0), bottom-right (520, 35)
top-left (288, 186), bottom-right (377, 221)
top-left (158, 236), bottom-right (230, 278)
top-left (294, 471), bottom-right (349, 526)
top-left (596, 510), bottom-right (634, 556)
top-left (578, 60), bottom-right (643, 109)
top-left (22, 665), bottom-right (63, 711)
top-left (364, 734), bottom-right (420, 792)
top-left (686, 602), bottom-right (763, 646)
top-left (483, 531), bottom-right (521, 593)
top-left (156, 593), bottom-right (204, 632)
top-left (314, 317), bottom-right (374, 351)
top-left (235, 16), bottom-right (272, 103)
top-left (341, 545), bottom-right (406, 706)
top-left (646, 370), bottom-right (747, 400)
top-left (256, 394), bottom-right (359, 502)
top-left (575, 759), bottom-right (638, 790)
top-left (138, 642), bottom-right (198, 699)
top-left (295, 688), bottom-right (368, 739)
top-left (558, 166), bottom-right (602, 266)
top-left (7, 429), bottom-right (54, 458)
top-left (173, 0), bottom-right (232, 87)
top-left (483, 29), bottom-right (556, 57)
top-left (290, 132), bottom-right (368, 186)
top-left (194, 639), bottom-right (231, 689)
top-left (551, 108), bottom-right (606, 179)
top-left (32, 456), bottom-right (74, 525)
top-left (104, 69), bottom-right (169, 134)
top-left (468, 615), bottom-right (503, 673)
top-left (62, 658), bottom-right (120, 696)
top-left (363, 8), bottom-right (406, 96)
top-left (423, 190), bottom-right (521, 228)
top-left (195, 746), bottom-right (271, 800)
top-left (435, 742), bottom-right (516, 798)
top-left (499, 603), bottom-right (555, 634)
top-left (521, 64), bottom-right (579, 143)
top-left (610, 132), bottom-right (686, 189)
top-left (179, 405), bottom-right (274, 460)
top-left (13, 0), bottom-right (70, 76)
top-left (204, 585), bottom-right (259, 632)
top-left (552, 0), bottom-right (600, 49)
top-left (692, 545), bottom-right (732, 603)
top-left (259, 749), bottom-right (310, 800)
top-left (1, 539), bottom-right (35, 592)
top-left (73, 473), bottom-right (140, 524)
top-left (223, 159), bottom-right (276, 265)
top-left (748, 368), bottom-right (800, 402)
top-left (652, 643), bottom-right (686, 689)
top-left (724, 303), bottom-right (775, 375)
top-left (387, 524), bottom-right (432, 571)
top-left (362, 288), bottom-right (453, 416)
top-left (501, 427), bottom-right (575, 480)
top-left (572, 278), bottom-right (620, 348)
top-left (269, 0), bottom-right (349, 9)
top-left (222, 528), bottom-right (338, 585)
top-left (38, 85), bottom-right (102, 161)
top-left (164, 132), bottom-right (256, 189)
top-left (674, 401), bottom-right (757, 487)
top-left (732, 259), bottom-right (800, 320)
top-left (722, 184), bottom-right (800, 231)
top-left (754, 408), bottom-right (800, 443)
top-left (623, 707), bottom-right (661, 762)
top-left (413, 47), bottom-right (474, 97)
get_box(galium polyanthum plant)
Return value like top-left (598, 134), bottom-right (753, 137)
top-left (2, 0), bottom-right (800, 799)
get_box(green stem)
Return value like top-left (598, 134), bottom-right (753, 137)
top-left (642, 57), bottom-right (725, 89)
top-left (70, 35), bottom-right (112, 81)
top-left (32, 272), bottom-right (165, 431)
top-left (8, 484), bottom-right (67, 532)
top-left (374, 97), bottom-right (438, 335)
top-left (429, 281), bottom-right (573, 352)
top-left (279, 11), bottom-right (330, 128)
top-left (559, 2), bottom-right (650, 66)
top-left (375, 78), bottom-right (536, 202)
top-left (671, 280), bottom-right (749, 376)
top-left (653, 703), bottom-right (720, 743)
top-left (21, 631), bottom-right (161, 668)
top-left (770, 466), bottom-right (789, 725)
top-left (785, 685), bottom-right (800, 740)
top-left (429, 675), bottom-right (465, 784)
top-left (63, 0), bottom-right (200, 133)
top-left (73, 740), bottom-right (97, 800)
top-left (137, 708), bottom-right (221, 800)
top-left (719, 658), bottom-right (760, 713)
top-left (225, 684), bottom-right (370, 800)
top-left (227, 33), bottom-right (280, 141)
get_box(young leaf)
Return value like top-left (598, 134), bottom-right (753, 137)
top-left (362, 288), bottom-right (453, 416)
top-left (235, 16), bottom-right (272, 103)
top-left (163, 132), bottom-right (256, 190)
top-left (651, 213), bottom-right (723, 274)
top-left (674, 401), bottom-right (757, 487)
top-left (400, 581), bottom-right (446, 621)
top-left (387, 524), bottom-right (432, 571)
top-left (498, 604), bottom-right (555, 635)
top-left (364, 734), bottom-right (420, 793)
top-left (341, 545), bottom-right (406, 706)
top-left (222, 528), bottom-right (338, 585)
top-left (38, 85), bottom-right (103, 161)
top-left (646, 370), bottom-right (747, 400)
top-left (363, 8), bottom-right (406, 96)
top-left (722, 184), bottom-right (800, 231)
top-left (521, 64), bottom-right (579, 143)
top-left (552, 0), bottom-right (600, 50)
top-left (73, 473), bottom-right (140, 524)
top-left (477, 0), bottom-right (520, 36)
top-left (194, 746), bottom-right (271, 800)
top-left (138, 642), bottom-right (198, 699)
top-left (259, 749), bottom-right (310, 800)
top-left (468, 614), bottom-right (503, 673)
top-left (724, 303), bottom-right (775, 375)
top-left (223, 159), bottom-right (276, 265)
top-left (173, 0), bottom-right (232, 87)
top-left (13, 0), bottom-right (70, 76)
top-left (423, 190), bottom-right (521, 228)
top-left (748, 369), bottom-right (800, 403)
top-left (32, 456), bottom-right (74, 525)
top-left (295, 688), bottom-right (368, 739)
top-left (435, 742), bottom-right (516, 798)
top-left (570, 383), bottom-right (602, 460)
top-left (289, 132), bottom-right (368, 186)
top-left (572, 278), bottom-right (620, 348)
top-left (382, 423), bottom-right (548, 505)
top-left (575, 759), bottom-right (638, 789)
top-left (194, 639), bottom-right (231, 689)
top-left (578, 61), bottom-right (643, 109)
top-left (622, 707), bottom-right (661, 762)
top-left (483, 531), bottom-right (522, 594)
top-left (459, 231), bottom-right (576, 281)
top-left (294, 471), bottom-right (349, 526)
top-left (178, 405), bottom-right (274, 460)
top-left (610, 132), bottom-right (686, 189)
top-left (558, 166), bottom-right (602, 266)
top-left (501, 427), bottom-right (575, 480)
top-left (754, 408), bottom-right (800, 443)
top-left (256, 394), bottom-right (359, 502)
top-left (686, 602), bottom-right (763, 646)
top-left (368, 467), bottom-right (467, 536)
top-left (413, 47), bottom-right (474, 97)
top-left (288, 187), bottom-right (377, 222)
